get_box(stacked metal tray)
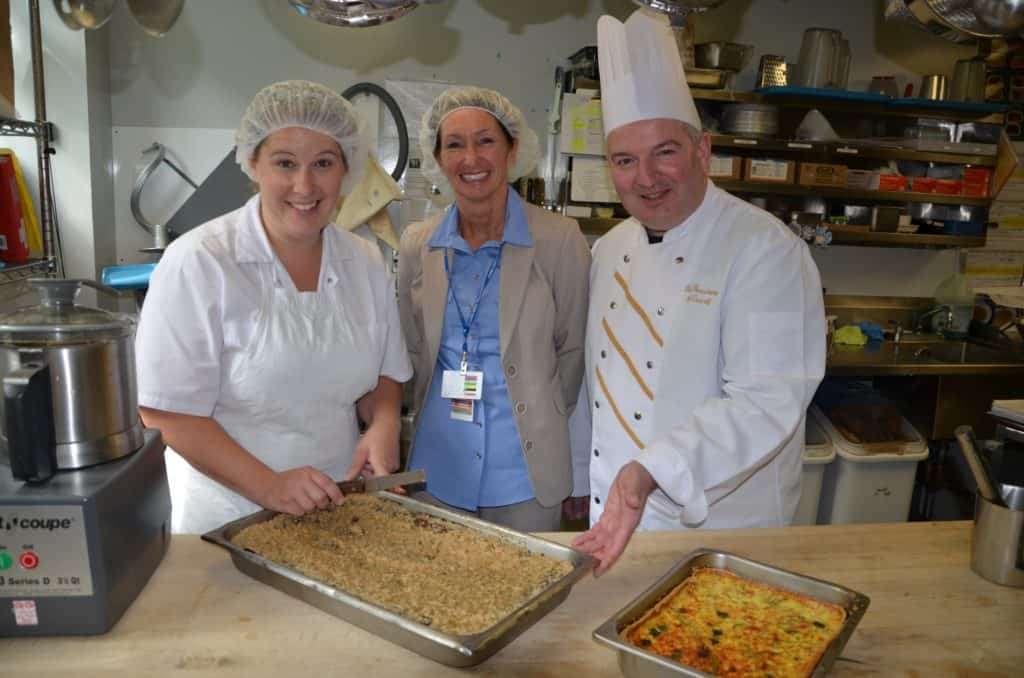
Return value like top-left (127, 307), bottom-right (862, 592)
top-left (201, 493), bottom-right (595, 667)
top-left (593, 549), bottom-right (870, 677)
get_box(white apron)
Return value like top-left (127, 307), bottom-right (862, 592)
top-left (166, 262), bottom-right (381, 534)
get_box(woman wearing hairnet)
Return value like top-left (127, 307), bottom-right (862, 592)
top-left (398, 86), bottom-right (590, 531)
top-left (136, 80), bottom-right (412, 534)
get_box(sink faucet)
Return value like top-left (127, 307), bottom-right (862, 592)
top-left (888, 320), bottom-right (904, 344)
top-left (916, 305), bottom-right (954, 333)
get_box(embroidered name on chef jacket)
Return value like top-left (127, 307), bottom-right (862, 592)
top-left (685, 283), bottom-right (719, 306)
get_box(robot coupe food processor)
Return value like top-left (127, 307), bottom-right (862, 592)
top-left (0, 279), bottom-right (170, 636)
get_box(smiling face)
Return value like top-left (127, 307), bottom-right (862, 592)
top-left (250, 126), bottom-right (346, 246)
top-left (606, 118), bottom-right (711, 233)
top-left (435, 108), bottom-right (517, 206)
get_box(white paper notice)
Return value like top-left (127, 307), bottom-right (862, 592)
top-left (570, 157), bottom-right (619, 204)
top-left (559, 92), bottom-right (606, 156)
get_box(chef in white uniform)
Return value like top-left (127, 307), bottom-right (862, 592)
top-left (571, 12), bottom-right (826, 574)
top-left (136, 80), bottom-right (412, 534)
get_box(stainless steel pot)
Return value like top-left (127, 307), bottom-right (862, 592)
top-left (972, 494), bottom-right (1024, 587)
top-left (0, 278), bottom-right (143, 482)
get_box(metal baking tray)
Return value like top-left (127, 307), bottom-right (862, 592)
top-left (201, 492), bottom-right (595, 667)
top-left (592, 549), bottom-right (870, 677)
top-left (686, 67), bottom-right (732, 89)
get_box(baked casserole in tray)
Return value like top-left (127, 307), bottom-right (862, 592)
top-left (202, 493), bottom-right (594, 666)
top-left (593, 549), bottom-right (870, 678)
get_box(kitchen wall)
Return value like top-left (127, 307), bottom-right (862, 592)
top-left (12, 0), bottom-right (984, 296)
top-left (7, 0), bottom-right (113, 310)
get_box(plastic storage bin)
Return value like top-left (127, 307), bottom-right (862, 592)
top-left (814, 405), bottom-right (929, 524)
top-left (793, 410), bottom-right (835, 525)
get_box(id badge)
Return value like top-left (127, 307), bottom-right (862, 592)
top-left (441, 369), bottom-right (483, 400)
top-left (449, 398), bottom-right (474, 422)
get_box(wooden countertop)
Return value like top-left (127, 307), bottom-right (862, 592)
top-left (4, 521), bottom-right (1023, 677)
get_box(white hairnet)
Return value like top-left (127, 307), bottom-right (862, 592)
top-left (235, 80), bottom-right (368, 196)
top-left (418, 86), bottom-right (540, 200)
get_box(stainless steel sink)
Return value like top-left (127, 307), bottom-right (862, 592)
top-left (899, 341), bottom-right (1024, 364)
top-left (829, 339), bottom-right (1024, 376)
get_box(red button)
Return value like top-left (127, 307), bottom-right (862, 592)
top-left (19, 551), bottom-right (39, 569)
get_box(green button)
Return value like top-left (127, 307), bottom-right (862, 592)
top-left (0, 552), bottom-right (12, 570)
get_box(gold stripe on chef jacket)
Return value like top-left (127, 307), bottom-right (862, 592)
top-left (601, 317), bottom-right (654, 400)
top-left (595, 365), bottom-right (645, 450)
top-left (613, 271), bottom-right (664, 347)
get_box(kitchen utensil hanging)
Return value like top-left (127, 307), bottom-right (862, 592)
top-left (130, 142), bottom-right (198, 252)
top-left (630, 0), bottom-right (727, 19)
top-left (125, 0), bottom-right (186, 37)
top-left (884, 0), bottom-right (1024, 40)
top-left (53, 0), bottom-right (185, 35)
top-left (289, 0), bottom-right (447, 28)
top-left (972, 0), bottom-right (1024, 33)
top-left (67, 0), bottom-right (118, 29)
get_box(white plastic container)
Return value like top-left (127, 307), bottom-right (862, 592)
top-left (813, 405), bottom-right (929, 525)
top-left (793, 411), bottom-right (835, 525)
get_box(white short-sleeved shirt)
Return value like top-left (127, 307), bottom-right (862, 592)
top-left (136, 194), bottom-right (412, 418)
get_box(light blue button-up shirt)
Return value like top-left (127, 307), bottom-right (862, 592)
top-left (409, 190), bottom-right (534, 511)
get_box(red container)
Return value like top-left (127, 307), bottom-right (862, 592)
top-left (962, 181), bottom-right (989, 197)
top-left (911, 177), bottom-right (937, 193)
top-left (0, 156), bottom-right (30, 264)
top-left (963, 167), bottom-right (993, 184)
top-left (878, 174), bottom-right (908, 192)
top-left (934, 178), bottom-right (963, 195)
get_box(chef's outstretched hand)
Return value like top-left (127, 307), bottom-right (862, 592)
top-left (345, 419), bottom-right (401, 485)
top-left (571, 461), bottom-right (657, 576)
top-left (261, 467), bottom-right (344, 515)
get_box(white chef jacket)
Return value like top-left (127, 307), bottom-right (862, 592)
top-left (136, 194), bottom-right (412, 533)
top-left (577, 182), bottom-right (826, 530)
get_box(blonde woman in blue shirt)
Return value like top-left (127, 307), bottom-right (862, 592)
top-left (398, 87), bottom-right (591, 531)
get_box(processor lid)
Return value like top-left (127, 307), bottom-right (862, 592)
top-left (0, 278), bottom-right (135, 344)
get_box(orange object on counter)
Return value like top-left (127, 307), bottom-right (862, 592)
top-left (0, 154), bottom-right (30, 264)
top-left (877, 174), bottom-right (907, 192)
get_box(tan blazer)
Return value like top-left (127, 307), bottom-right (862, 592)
top-left (397, 200), bottom-right (591, 507)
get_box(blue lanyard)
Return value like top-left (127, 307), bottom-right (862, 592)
top-left (444, 243), bottom-right (503, 373)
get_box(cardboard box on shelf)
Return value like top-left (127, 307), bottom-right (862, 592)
top-left (709, 153), bottom-right (742, 180)
top-left (743, 157), bottom-right (794, 184)
top-left (846, 169), bottom-right (879, 191)
top-left (799, 162), bottom-right (848, 187)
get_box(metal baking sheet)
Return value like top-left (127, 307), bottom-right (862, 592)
top-left (592, 549), bottom-right (870, 677)
top-left (201, 492), bottom-right (595, 667)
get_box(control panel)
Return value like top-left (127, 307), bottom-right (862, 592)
top-left (0, 505), bottom-right (93, 597)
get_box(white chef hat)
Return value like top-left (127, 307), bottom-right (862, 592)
top-left (597, 10), bottom-right (701, 136)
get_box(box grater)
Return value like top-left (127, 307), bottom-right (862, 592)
top-left (757, 54), bottom-right (787, 88)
